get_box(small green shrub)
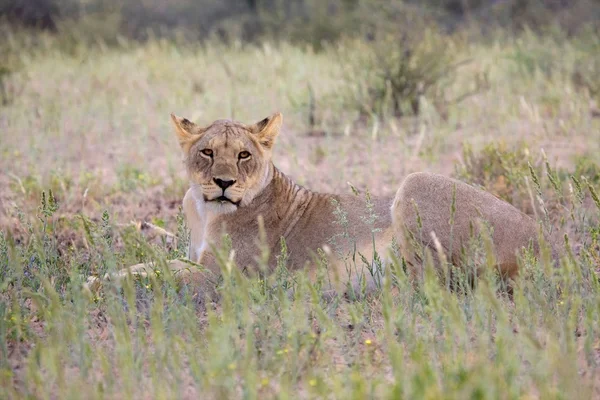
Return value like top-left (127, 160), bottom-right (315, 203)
top-left (572, 154), bottom-right (600, 185)
top-left (0, 65), bottom-right (12, 106)
top-left (53, 11), bottom-right (124, 54)
top-left (454, 142), bottom-right (535, 208)
top-left (571, 31), bottom-right (600, 103)
top-left (0, 25), bottom-right (26, 106)
top-left (508, 28), bottom-right (567, 79)
top-left (116, 165), bottom-right (161, 192)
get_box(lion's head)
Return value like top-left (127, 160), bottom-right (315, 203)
top-left (171, 112), bottom-right (282, 213)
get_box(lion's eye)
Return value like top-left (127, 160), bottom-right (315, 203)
top-left (239, 151), bottom-right (251, 159)
top-left (201, 149), bottom-right (213, 157)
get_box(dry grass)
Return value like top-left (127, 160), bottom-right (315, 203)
top-left (1, 28), bottom-right (600, 399)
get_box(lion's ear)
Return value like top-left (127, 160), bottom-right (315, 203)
top-left (252, 112), bottom-right (282, 149)
top-left (171, 114), bottom-right (204, 152)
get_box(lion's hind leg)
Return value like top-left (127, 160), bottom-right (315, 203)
top-left (391, 172), bottom-right (542, 287)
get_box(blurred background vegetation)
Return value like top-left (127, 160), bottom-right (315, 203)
top-left (2, 0), bottom-right (599, 122)
top-left (1, 0), bottom-right (599, 46)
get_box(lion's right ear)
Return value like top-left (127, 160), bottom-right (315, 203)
top-left (170, 114), bottom-right (204, 152)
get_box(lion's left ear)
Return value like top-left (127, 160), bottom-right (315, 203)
top-left (251, 112), bottom-right (282, 149)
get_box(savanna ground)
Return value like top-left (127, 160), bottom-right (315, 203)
top-left (1, 20), bottom-right (600, 399)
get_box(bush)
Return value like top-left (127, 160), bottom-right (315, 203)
top-left (339, 27), bottom-right (485, 120)
top-left (571, 31), bottom-right (600, 104)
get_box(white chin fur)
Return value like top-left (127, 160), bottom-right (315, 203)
top-left (190, 186), bottom-right (237, 216)
top-left (204, 201), bottom-right (238, 215)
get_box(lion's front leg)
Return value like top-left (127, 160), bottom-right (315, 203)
top-left (183, 188), bottom-right (207, 263)
top-left (119, 259), bottom-right (198, 280)
top-left (84, 259), bottom-right (204, 293)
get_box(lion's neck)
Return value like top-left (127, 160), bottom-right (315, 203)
top-left (252, 164), bottom-right (315, 211)
top-left (225, 164), bottom-right (319, 239)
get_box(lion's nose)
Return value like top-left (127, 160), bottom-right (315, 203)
top-left (214, 178), bottom-right (236, 190)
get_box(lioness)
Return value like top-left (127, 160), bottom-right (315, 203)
top-left (88, 112), bottom-right (549, 296)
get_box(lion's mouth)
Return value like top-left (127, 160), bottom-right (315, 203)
top-left (207, 195), bottom-right (240, 206)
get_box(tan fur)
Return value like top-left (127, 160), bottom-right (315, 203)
top-left (392, 172), bottom-right (544, 283)
top-left (86, 113), bottom-right (552, 296)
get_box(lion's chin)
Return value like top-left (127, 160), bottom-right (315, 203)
top-left (203, 200), bottom-right (238, 215)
